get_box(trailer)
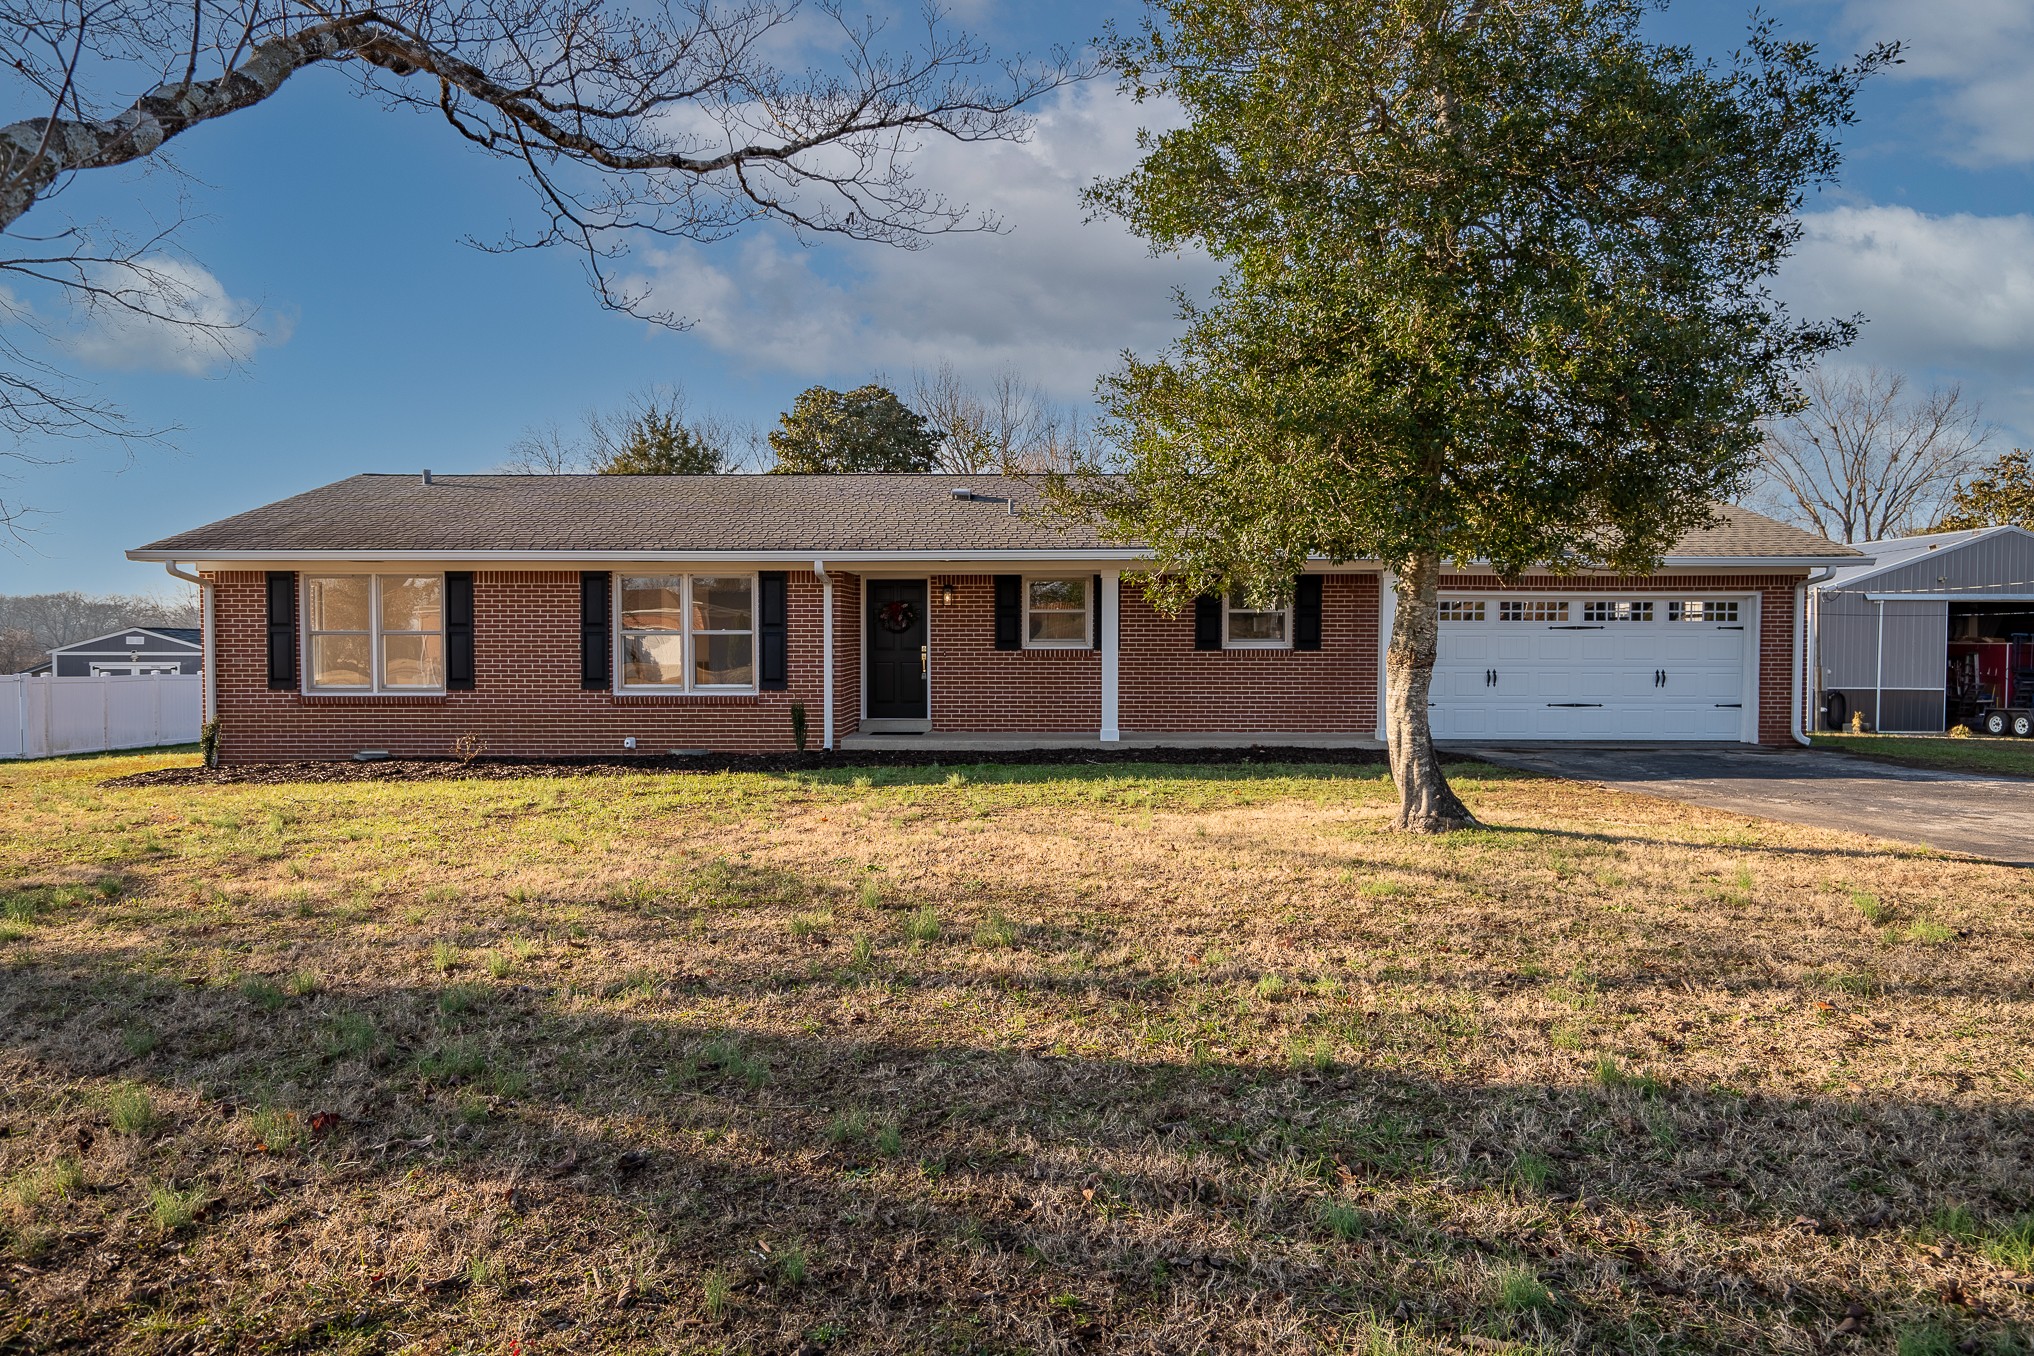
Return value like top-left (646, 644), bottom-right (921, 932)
top-left (1952, 638), bottom-right (2034, 736)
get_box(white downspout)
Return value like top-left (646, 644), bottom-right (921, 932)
top-left (1375, 569), bottom-right (1397, 744)
top-left (1792, 569), bottom-right (1833, 747)
top-left (162, 562), bottom-right (215, 730)
top-left (813, 560), bottom-right (834, 750)
top-left (1873, 597), bottom-right (1886, 735)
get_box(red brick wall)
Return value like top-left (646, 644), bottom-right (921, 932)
top-left (1437, 572), bottom-right (1803, 746)
top-left (1119, 573), bottom-right (1382, 733)
top-left (927, 574), bottom-right (1100, 732)
top-left (209, 569), bottom-right (856, 762)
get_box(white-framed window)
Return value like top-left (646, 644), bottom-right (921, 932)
top-left (304, 574), bottom-right (444, 692)
top-left (1583, 600), bottom-right (1655, 622)
top-left (1024, 576), bottom-right (1090, 648)
top-left (1669, 600), bottom-right (1740, 623)
top-left (618, 574), bottom-right (756, 690)
top-left (1225, 586), bottom-right (1289, 648)
top-left (1499, 600), bottom-right (1568, 623)
top-left (1437, 600), bottom-right (1486, 622)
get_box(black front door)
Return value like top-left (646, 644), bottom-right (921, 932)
top-left (867, 580), bottom-right (929, 720)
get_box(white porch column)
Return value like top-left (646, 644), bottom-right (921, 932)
top-left (814, 560), bottom-right (835, 750)
top-left (1375, 569), bottom-right (1396, 743)
top-left (1099, 569), bottom-right (1121, 742)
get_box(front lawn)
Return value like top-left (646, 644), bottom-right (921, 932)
top-left (1812, 731), bottom-right (2034, 779)
top-left (2, 752), bottom-right (2029, 1354)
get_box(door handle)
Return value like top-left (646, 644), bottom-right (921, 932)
top-left (921, 644), bottom-right (928, 677)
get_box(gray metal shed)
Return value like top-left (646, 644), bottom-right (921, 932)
top-left (1811, 526), bottom-right (2034, 731)
top-left (47, 625), bottom-right (203, 678)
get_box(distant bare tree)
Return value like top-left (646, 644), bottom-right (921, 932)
top-left (1757, 367), bottom-right (1991, 543)
top-left (0, 0), bottom-right (1085, 525)
top-left (910, 362), bottom-right (1096, 473)
top-left (0, 587), bottom-right (200, 669)
top-left (501, 385), bottom-right (763, 474)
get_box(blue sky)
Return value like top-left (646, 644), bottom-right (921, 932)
top-left (5, 0), bottom-right (2031, 593)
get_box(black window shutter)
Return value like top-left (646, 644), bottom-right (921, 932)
top-left (580, 571), bottom-right (612, 690)
top-left (758, 571), bottom-right (788, 690)
top-left (1091, 574), bottom-right (1103, 650)
top-left (1294, 575), bottom-right (1323, 651)
top-left (993, 575), bottom-right (1021, 650)
top-left (1193, 594), bottom-right (1222, 651)
top-left (265, 571), bottom-right (297, 689)
top-left (445, 572), bottom-right (475, 689)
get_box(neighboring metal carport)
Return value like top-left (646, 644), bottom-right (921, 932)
top-left (1811, 526), bottom-right (2034, 732)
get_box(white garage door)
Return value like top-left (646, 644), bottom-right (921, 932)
top-left (1430, 596), bottom-right (1753, 741)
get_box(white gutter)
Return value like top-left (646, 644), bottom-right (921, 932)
top-left (125, 546), bottom-right (1863, 570)
top-left (813, 560), bottom-right (834, 751)
top-left (1863, 592), bottom-right (2034, 603)
top-left (1792, 568), bottom-right (1834, 747)
top-left (160, 562), bottom-right (216, 732)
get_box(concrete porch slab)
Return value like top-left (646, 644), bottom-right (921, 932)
top-left (837, 730), bottom-right (1386, 752)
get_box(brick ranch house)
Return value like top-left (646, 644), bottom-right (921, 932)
top-left (127, 473), bottom-right (1859, 762)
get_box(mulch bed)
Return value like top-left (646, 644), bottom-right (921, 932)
top-left (106, 744), bottom-right (1392, 787)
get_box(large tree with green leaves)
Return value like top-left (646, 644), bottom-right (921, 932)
top-left (1054, 0), bottom-right (1890, 831)
top-left (1936, 450), bottom-right (2034, 531)
top-left (768, 384), bottom-right (938, 473)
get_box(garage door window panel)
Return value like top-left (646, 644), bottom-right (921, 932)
top-left (1500, 601), bottom-right (1569, 622)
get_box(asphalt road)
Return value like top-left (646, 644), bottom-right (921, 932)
top-left (1453, 743), bottom-right (2034, 867)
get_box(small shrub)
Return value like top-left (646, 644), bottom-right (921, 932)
top-left (106, 1086), bottom-right (159, 1137)
top-left (1495, 1264), bottom-right (1553, 1313)
top-left (198, 720), bottom-right (220, 767)
top-left (451, 733), bottom-right (488, 765)
top-left (146, 1182), bottom-right (205, 1233)
top-left (971, 910), bottom-right (1017, 949)
top-left (791, 703), bottom-right (809, 752)
top-left (1849, 708), bottom-right (1867, 735)
top-left (1946, 722), bottom-right (1972, 740)
top-left (904, 906), bottom-right (940, 944)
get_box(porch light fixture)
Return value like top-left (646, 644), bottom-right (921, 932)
top-left (939, 582), bottom-right (955, 607)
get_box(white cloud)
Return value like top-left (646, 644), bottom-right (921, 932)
top-left (1779, 204), bottom-right (2034, 441)
top-left (623, 83), bottom-right (1213, 400)
top-left (66, 257), bottom-right (287, 376)
top-left (1835, 0), bottom-right (2034, 167)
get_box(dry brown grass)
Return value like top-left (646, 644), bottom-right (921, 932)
top-left (1, 751), bottom-right (2029, 1355)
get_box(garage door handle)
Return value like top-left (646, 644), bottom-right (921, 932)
top-left (1547, 703), bottom-right (1603, 708)
top-left (1715, 703), bottom-right (1742, 709)
top-left (1486, 668), bottom-right (1496, 687)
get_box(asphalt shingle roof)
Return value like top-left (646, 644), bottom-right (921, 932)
top-left (133, 473), bottom-right (1857, 561)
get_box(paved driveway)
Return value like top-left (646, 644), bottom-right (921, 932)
top-left (1452, 744), bottom-right (2034, 866)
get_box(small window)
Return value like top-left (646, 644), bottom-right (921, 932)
top-left (1669, 600), bottom-right (1740, 623)
top-left (1499, 600), bottom-right (1568, 623)
top-left (1437, 601), bottom-right (1486, 622)
top-left (1024, 577), bottom-right (1089, 647)
top-left (304, 574), bottom-right (444, 692)
top-left (1582, 600), bottom-right (1654, 622)
top-left (1225, 587), bottom-right (1289, 648)
top-left (619, 574), bottom-right (755, 690)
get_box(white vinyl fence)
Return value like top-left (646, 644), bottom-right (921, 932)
top-left (1, 672), bottom-right (202, 760)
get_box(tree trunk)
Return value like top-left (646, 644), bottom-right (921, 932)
top-left (1386, 553), bottom-right (1479, 833)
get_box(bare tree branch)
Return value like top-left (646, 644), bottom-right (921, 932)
top-left (1755, 366), bottom-right (1992, 542)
